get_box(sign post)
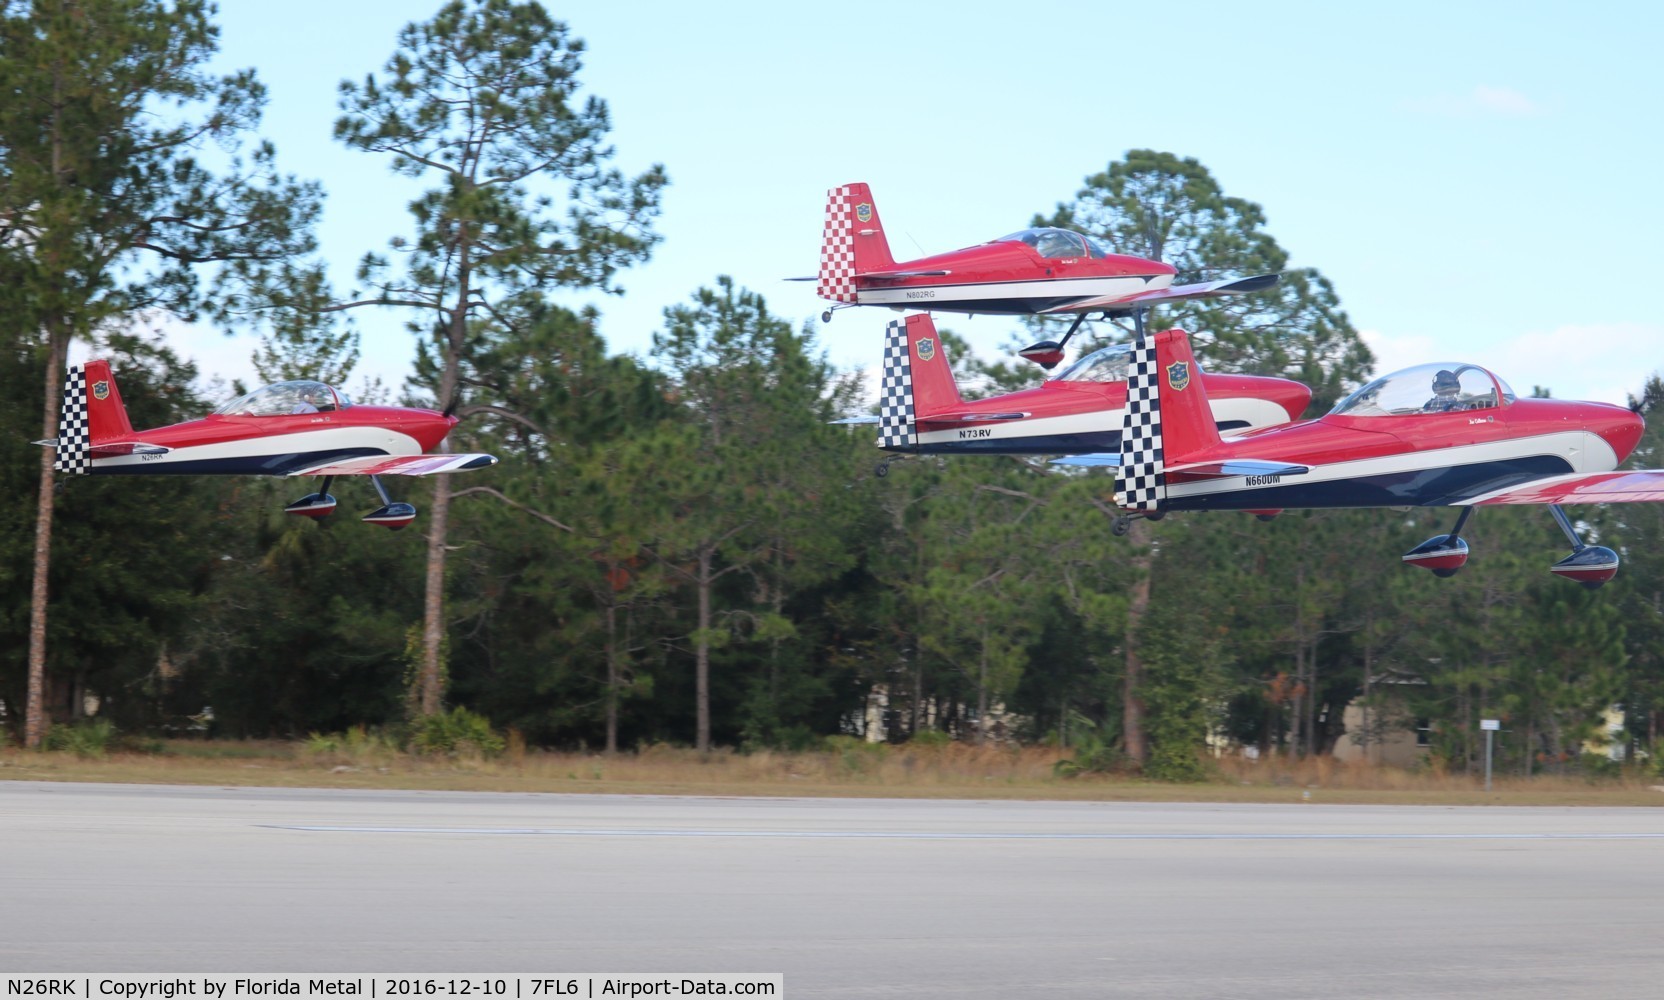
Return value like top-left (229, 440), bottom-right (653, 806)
top-left (1481, 719), bottom-right (1500, 791)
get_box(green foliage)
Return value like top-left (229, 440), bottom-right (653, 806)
top-left (42, 718), bottom-right (115, 758)
top-left (406, 707), bottom-right (506, 758)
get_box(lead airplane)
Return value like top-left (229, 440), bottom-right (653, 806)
top-left (847, 313), bottom-right (1310, 475)
top-left (38, 360), bottom-right (497, 530)
top-left (1036, 328), bottom-right (1658, 588)
top-left (796, 182), bottom-right (1279, 368)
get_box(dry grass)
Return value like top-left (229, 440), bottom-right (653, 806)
top-left (1, 740), bottom-right (1661, 806)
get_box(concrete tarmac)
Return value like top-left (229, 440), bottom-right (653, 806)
top-left (2, 781), bottom-right (1662, 997)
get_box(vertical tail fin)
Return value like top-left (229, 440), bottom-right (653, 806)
top-left (817, 182), bottom-right (896, 305)
top-left (54, 359), bottom-right (133, 475)
top-left (1115, 329), bottom-right (1221, 511)
top-left (876, 314), bottom-right (964, 452)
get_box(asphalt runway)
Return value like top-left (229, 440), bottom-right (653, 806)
top-left (3, 781), bottom-right (1662, 998)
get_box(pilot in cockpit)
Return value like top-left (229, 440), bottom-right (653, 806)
top-left (1424, 370), bottom-right (1462, 412)
top-left (291, 389), bottom-right (320, 414)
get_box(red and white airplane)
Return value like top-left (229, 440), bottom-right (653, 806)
top-left (852, 313), bottom-right (1309, 474)
top-left (798, 182), bottom-right (1278, 368)
top-left (40, 360), bottom-right (496, 530)
top-left (1043, 329), bottom-right (1655, 588)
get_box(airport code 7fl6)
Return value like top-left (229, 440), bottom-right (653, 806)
top-left (4, 978), bottom-right (783, 1000)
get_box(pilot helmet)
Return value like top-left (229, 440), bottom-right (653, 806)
top-left (1432, 370), bottom-right (1460, 394)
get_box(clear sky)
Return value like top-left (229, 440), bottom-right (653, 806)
top-left (168, 0), bottom-right (1664, 406)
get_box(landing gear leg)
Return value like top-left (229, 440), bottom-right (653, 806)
top-left (362, 474), bottom-right (418, 530)
top-left (1546, 504), bottom-right (1620, 588)
top-left (1110, 509), bottom-right (1164, 536)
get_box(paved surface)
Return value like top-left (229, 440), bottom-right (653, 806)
top-left (3, 781), bottom-right (1662, 997)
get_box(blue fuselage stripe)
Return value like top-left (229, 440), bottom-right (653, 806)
top-left (88, 448), bottom-right (384, 477)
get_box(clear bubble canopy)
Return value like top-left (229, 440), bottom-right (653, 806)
top-left (213, 380), bottom-right (351, 417)
top-left (1330, 363), bottom-right (1515, 417)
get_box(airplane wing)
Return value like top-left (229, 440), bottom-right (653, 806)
top-left (1042, 273), bottom-right (1280, 314)
top-left (1457, 470), bottom-right (1664, 505)
top-left (287, 453), bottom-right (498, 477)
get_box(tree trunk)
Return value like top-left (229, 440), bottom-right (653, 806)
top-left (26, 332), bottom-right (65, 749)
top-left (605, 594), bottom-right (619, 754)
top-left (696, 547), bottom-right (712, 752)
top-left (417, 287), bottom-right (468, 716)
top-left (975, 630), bottom-right (989, 746)
top-left (1122, 518), bottom-right (1151, 762)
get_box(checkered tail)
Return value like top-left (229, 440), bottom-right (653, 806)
top-left (815, 185), bottom-right (858, 304)
top-left (55, 363), bottom-right (93, 475)
top-left (1115, 336), bottom-right (1165, 511)
top-left (876, 320), bottom-right (916, 450)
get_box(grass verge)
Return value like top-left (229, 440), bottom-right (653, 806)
top-left (2, 740), bottom-right (1662, 806)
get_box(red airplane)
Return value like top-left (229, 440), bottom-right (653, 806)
top-left (40, 360), bottom-right (496, 530)
top-left (1047, 329), bottom-right (1656, 588)
top-left (797, 182), bottom-right (1279, 368)
top-left (849, 313), bottom-right (1310, 475)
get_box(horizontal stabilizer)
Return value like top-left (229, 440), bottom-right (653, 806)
top-left (918, 411), bottom-right (1030, 424)
top-left (89, 441), bottom-right (171, 458)
top-left (1164, 459), bottom-right (1310, 481)
top-left (1043, 273), bottom-right (1281, 315)
top-left (856, 269), bottom-right (952, 280)
top-left (830, 415), bottom-right (879, 425)
top-left (1051, 453), bottom-right (1122, 468)
top-left (288, 453), bottom-right (499, 477)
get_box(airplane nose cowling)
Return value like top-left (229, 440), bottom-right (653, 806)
top-left (1589, 405), bottom-right (1644, 464)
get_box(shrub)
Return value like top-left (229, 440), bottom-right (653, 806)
top-left (407, 707), bottom-right (505, 759)
top-left (907, 729), bottom-right (954, 750)
top-left (42, 719), bottom-right (115, 758)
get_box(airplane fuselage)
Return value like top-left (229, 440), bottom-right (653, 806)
top-left (84, 407), bottom-right (454, 477)
top-left (1157, 399), bottom-right (1642, 511)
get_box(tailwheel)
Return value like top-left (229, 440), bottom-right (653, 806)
top-left (1547, 505), bottom-right (1619, 589)
top-left (1403, 507), bottom-right (1472, 578)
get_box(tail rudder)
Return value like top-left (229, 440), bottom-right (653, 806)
top-left (817, 182), bottom-right (896, 304)
top-left (54, 359), bottom-right (133, 474)
top-left (903, 313), bottom-right (961, 415)
top-left (876, 314), bottom-right (963, 452)
top-left (1115, 329), bottom-right (1221, 511)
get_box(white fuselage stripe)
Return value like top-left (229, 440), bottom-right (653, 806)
top-left (859, 274), bottom-right (1171, 307)
top-left (92, 426), bottom-right (423, 471)
top-left (913, 396), bottom-right (1289, 447)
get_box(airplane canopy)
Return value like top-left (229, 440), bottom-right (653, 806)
top-left (996, 227), bottom-right (1116, 260)
top-left (214, 380), bottom-right (351, 417)
top-left (1052, 344), bottom-right (1133, 383)
top-left (1330, 363), bottom-right (1516, 418)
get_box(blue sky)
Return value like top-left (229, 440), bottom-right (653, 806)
top-left (167, 0), bottom-right (1664, 405)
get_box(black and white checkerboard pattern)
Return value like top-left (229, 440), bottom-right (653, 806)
top-left (54, 362), bottom-right (92, 475)
top-left (876, 320), bottom-right (916, 450)
top-left (1115, 337), bottom-right (1165, 511)
top-left (815, 185), bottom-right (858, 304)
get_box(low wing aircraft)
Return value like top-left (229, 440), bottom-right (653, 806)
top-left (1050, 329), bottom-right (1654, 588)
top-left (846, 313), bottom-right (1310, 475)
top-left (794, 182), bottom-right (1279, 367)
top-left (38, 360), bottom-right (497, 530)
